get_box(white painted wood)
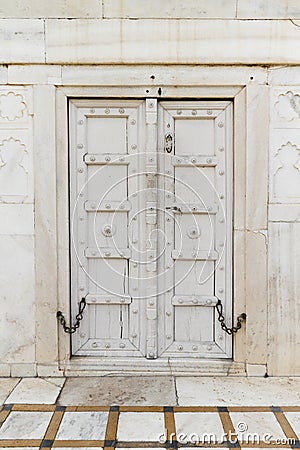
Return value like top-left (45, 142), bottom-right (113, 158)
top-left (69, 99), bottom-right (145, 357)
top-left (158, 101), bottom-right (233, 358)
top-left (69, 98), bottom-right (233, 363)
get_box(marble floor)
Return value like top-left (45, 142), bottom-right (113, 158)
top-left (1, 376), bottom-right (300, 449)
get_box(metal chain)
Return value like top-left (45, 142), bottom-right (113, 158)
top-left (56, 297), bottom-right (87, 334)
top-left (216, 299), bottom-right (246, 335)
top-left (57, 297), bottom-right (245, 336)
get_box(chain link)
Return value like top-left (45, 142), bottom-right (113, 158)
top-left (216, 299), bottom-right (246, 335)
top-left (56, 297), bottom-right (86, 334)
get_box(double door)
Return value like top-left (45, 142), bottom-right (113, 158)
top-left (69, 98), bottom-right (233, 360)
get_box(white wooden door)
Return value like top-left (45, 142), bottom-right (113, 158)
top-left (157, 101), bottom-right (233, 358)
top-left (69, 99), bottom-right (233, 359)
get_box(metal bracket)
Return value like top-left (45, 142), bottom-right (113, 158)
top-left (165, 133), bottom-right (173, 153)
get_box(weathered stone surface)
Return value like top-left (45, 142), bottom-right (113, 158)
top-left (58, 376), bottom-right (176, 405)
top-left (10, 363), bottom-right (37, 377)
top-left (61, 65), bottom-right (267, 86)
top-left (176, 377), bottom-right (300, 405)
top-left (238, 0), bottom-right (300, 19)
top-left (0, 378), bottom-right (20, 403)
top-left (5, 377), bottom-right (65, 403)
top-left (0, 0), bottom-right (102, 18)
top-left (104, 0), bottom-right (236, 19)
top-left (246, 231), bottom-right (268, 365)
top-left (8, 65), bottom-right (62, 85)
top-left (269, 67), bottom-right (300, 85)
top-left (269, 204), bottom-right (300, 222)
top-left (0, 235), bottom-right (35, 364)
top-left (0, 19), bottom-right (44, 63)
top-left (268, 223), bottom-right (300, 376)
top-left (246, 364), bottom-right (267, 377)
top-left (33, 85), bottom-right (59, 365)
top-left (0, 205), bottom-right (34, 234)
top-left (0, 66), bottom-right (7, 84)
top-left (45, 19), bottom-right (300, 65)
top-left (246, 85), bottom-right (269, 230)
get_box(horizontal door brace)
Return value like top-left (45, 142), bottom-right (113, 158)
top-left (85, 247), bottom-right (131, 259)
top-left (86, 294), bottom-right (132, 305)
top-left (165, 203), bottom-right (218, 214)
top-left (172, 155), bottom-right (218, 167)
top-left (172, 249), bottom-right (218, 261)
top-left (84, 200), bottom-right (131, 212)
top-left (172, 295), bottom-right (218, 306)
top-left (84, 153), bottom-right (130, 165)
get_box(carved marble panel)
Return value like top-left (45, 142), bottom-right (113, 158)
top-left (0, 87), bottom-right (33, 203)
top-left (0, 87), bottom-right (35, 369)
top-left (273, 89), bottom-right (300, 129)
top-left (0, 91), bottom-right (27, 121)
top-left (272, 141), bottom-right (300, 201)
top-left (270, 88), bottom-right (300, 203)
top-left (0, 137), bottom-right (29, 202)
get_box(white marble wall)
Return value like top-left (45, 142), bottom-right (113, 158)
top-left (0, 87), bottom-right (36, 377)
top-left (268, 83), bottom-right (300, 375)
top-left (1, 0), bottom-right (300, 19)
top-left (0, 1), bottom-right (299, 376)
top-left (0, 19), bottom-right (299, 64)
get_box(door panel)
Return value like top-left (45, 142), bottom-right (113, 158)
top-left (69, 98), bottom-right (233, 360)
top-left (70, 100), bottom-right (145, 357)
top-left (175, 115), bottom-right (215, 155)
top-left (157, 101), bottom-right (233, 358)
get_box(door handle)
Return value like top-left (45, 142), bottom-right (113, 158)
top-left (165, 133), bottom-right (173, 153)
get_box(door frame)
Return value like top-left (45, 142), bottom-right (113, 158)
top-left (34, 70), bottom-right (268, 375)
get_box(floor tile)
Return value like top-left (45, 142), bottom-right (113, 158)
top-left (55, 411), bottom-right (108, 440)
top-left (58, 376), bottom-right (176, 405)
top-left (176, 377), bottom-right (300, 406)
top-left (175, 412), bottom-right (224, 444)
top-left (5, 377), bottom-right (63, 404)
top-left (0, 411), bottom-right (52, 439)
top-left (230, 412), bottom-right (286, 440)
top-left (0, 378), bottom-right (20, 404)
top-left (117, 412), bottom-right (164, 441)
top-left (44, 377), bottom-right (66, 388)
top-left (284, 412), bottom-right (300, 438)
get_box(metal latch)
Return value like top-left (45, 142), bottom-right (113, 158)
top-left (165, 133), bottom-right (173, 153)
top-left (166, 205), bottom-right (181, 213)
